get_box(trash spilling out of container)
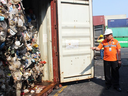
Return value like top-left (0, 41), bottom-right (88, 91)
top-left (0, 0), bottom-right (94, 96)
top-left (0, 0), bottom-right (46, 95)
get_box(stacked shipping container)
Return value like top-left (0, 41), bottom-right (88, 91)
top-left (108, 19), bottom-right (128, 47)
top-left (93, 15), bottom-right (105, 56)
top-left (104, 14), bottom-right (127, 30)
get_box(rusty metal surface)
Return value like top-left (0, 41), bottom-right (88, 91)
top-left (36, 82), bottom-right (56, 96)
top-left (51, 0), bottom-right (60, 84)
top-left (24, 82), bottom-right (56, 96)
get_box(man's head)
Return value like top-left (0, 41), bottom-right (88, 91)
top-left (104, 29), bottom-right (113, 40)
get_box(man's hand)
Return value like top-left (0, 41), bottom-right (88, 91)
top-left (91, 47), bottom-right (96, 50)
top-left (118, 60), bottom-right (121, 68)
top-left (91, 47), bottom-right (100, 51)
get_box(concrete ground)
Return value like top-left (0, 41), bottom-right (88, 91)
top-left (49, 48), bottom-right (128, 96)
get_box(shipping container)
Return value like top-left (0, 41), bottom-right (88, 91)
top-left (93, 15), bottom-right (105, 26)
top-left (115, 38), bottom-right (128, 48)
top-left (93, 15), bottom-right (105, 56)
top-left (23, 0), bottom-right (58, 95)
top-left (109, 27), bottom-right (128, 37)
top-left (104, 14), bottom-right (127, 27)
top-left (93, 25), bottom-right (104, 56)
top-left (105, 26), bottom-right (108, 30)
top-left (22, 0), bottom-right (94, 95)
top-left (108, 19), bottom-right (128, 28)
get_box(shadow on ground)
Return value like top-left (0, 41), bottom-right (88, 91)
top-left (49, 48), bottom-right (128, 96)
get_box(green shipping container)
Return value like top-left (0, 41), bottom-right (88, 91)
top-left (115, 38), bottom-right (128, 47)
top-left (110, 27), bottom-right (128, 37)
top-left (105, 26), bottom-right (108, 30)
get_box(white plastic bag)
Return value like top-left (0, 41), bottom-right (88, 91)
top-left (12, 0), bottom-right (21, 4)
top-left (18, 18), bottom-right (23, 27)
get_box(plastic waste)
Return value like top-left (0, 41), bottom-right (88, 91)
top-left (18, 18), bottom-right (23, 27)
top-left (0, 16), bottom-right (4, 21)
top-left (0, 31), bottom-right (6, 42)
top-left (1, 0), bottom-right (7, 5)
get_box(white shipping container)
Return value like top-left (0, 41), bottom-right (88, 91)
top-left (105, 14), bottom-right (127, 26)
top-left (27, 0), bottom-right (94, 83)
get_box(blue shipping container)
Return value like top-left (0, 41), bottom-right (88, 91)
top-left (108, 19), bottom-right (128, 28)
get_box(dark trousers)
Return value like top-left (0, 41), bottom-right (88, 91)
top-left (104, 60), bottom-right (120, 88)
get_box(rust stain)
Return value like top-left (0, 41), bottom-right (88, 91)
top-left (37, 82), bottom-right (56, 96)
top-left (23, 81), bottom-right (56, 96)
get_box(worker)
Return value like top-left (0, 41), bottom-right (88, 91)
top-left (91, 29), bottom-right (122, 92)
top-left (97, 34), bottom-right (104, 59)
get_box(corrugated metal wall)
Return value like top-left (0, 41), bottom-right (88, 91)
top-left (108, 19), bottom-right (128, 28)
top-left (93, 15), bottom-right (105, 26)
top-left (93, 25), bottom-right (104, 56)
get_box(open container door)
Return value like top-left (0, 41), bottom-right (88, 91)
top-left (57, 0), bottom-right (94, 83)
top-left (22, 0), bottom-right (59, 95)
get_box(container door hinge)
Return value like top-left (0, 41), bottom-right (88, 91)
top-left (56, 52), bottom-right (58, 56)
top-left (54, 0), bottom-right (57, 3)
top-left (55, 25), bottom-right (57, 29)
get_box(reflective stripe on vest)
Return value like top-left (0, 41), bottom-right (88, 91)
top-left (104, 45), bottom-right (116, 48)
top-left (116, 42), bottom-right (119, 46)
top-left (104, 41), bottom-right (118, 48)
top-left (101, 43), bottom-right (103, 46)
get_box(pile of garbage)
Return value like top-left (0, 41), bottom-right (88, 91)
top-left (0, 0), bottom-right (45, 96)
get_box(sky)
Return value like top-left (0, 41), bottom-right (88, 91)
top-left (93, 0), bottom-right (128, 17)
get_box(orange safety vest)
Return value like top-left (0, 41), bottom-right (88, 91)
top-left (98, 38), bottom-right (121, 61)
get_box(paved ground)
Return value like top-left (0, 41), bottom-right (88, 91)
top-left (49, 48), bottom-right (128, 96)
